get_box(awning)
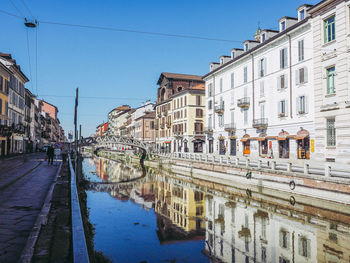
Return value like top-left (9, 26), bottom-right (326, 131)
top-left (192, 139), bottom-right (204, 143)
top-left (266, 136), bottom-right (277, 140)
top-left (295, 129), bottom-right (310, 140)
top-left (228, 135), bottom-right (237, 139)
top-left (295, 136), bottom-right (309, 140)
top-left (241, 138), bottom-right (249, 142)
top-left (164, 141), bottom-right (171, 144)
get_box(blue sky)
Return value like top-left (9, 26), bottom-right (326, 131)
top-left (0, 0), bottom-right (319, 137)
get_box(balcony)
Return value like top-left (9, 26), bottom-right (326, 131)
top-left (237, 97), bottom-right (250, 108)
top-left (204, 126), bottom-right (213, 134)
top-left (224, 123), bottom-right (236, 132)
top-left (214, 104), bottom-right (225, 114)
top-left (193, 130), bottom-right (205, 136)
top-left (173, 131), bottom-right (183, 138)
top-left (252, 118), bottom-right (268, 129)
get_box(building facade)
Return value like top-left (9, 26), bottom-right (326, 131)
top-left (155, 72), bottom-right (205, 153)
top-left (309, 0), bottom-right (350, 166)
top-left (0, 61), bottom-right (11, 156)
top-left (204, 5), bottom-right (315, 165)
top-left (172, 85), bottom-right (206, 153)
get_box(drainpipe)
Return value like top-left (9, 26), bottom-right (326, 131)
top-left (287, 34), bottom-right (293, 118)
top-left (251, 54), bottom-right (255, 120)
top-left (213, 75), bottom-right (216, 130)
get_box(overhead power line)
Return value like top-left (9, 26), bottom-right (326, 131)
top-left (38, 94), bottom-right (149, 101)
top-left (8, 0), bottom-right (25, 17)
top-left (38, 20), bottom-right (243, 43)
top-left (19, 0), bottom-right (33, 17)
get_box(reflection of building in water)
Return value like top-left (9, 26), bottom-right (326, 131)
top-left (154, 178), bottom-right (206, 243)
top-left (130, 182), bottom-right (155, 210)
top-left (205, 194), bottom-right (350, 263)
top-left (94, 158), bottom-right (107, 181)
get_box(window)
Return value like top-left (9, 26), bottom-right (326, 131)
top-left (0, 98), bottom-right (2, 115)
top-left (261, 33), bottom-right (266, 42)
top-left (230, 90), bottom-right (235, 105)
top-left (0, 76), bottom-right (3, 92)
top-left (231, 73), bottom-right (234, 89)
top-left (327, 118), bottom-right (336, 146)
top-left (279, 100), bottom-right (286, 116)
top-left (259, 58), bottom-right (266, 77)
top-left (300, 9), bottom-right (305, 20)
top-left (324, 16), bottom-right (335, 43)
top-left (218, 115), bottom-right (224, 127)
top-left (220, 78), bottom-right (223, 93)
top-left (261, 247), bottom-right (266, 263)
top-left (244, 109), bottom-right (248, 125)
top-left (231, 51), bottom-right (235, 59)
top-left (326, 66), bottom-right (335, 94)
top-left (196, 96), bottom-right (201, 106)
top-left (260, 81), bottom-right (265, 98)
top-left (298, 40), bottom-right (304, 61)
top-left (280, 48), bottom-right (288, 69)
top-left (279, 230), bottom-right (290, 249)
top-left (196, 109), bottom-right (203, 118)
top-left (277, 74), bottom-right (288, 90)
top-left (297, 96), bottom-right (307, 114)
top-left (296, 67), bottom-right (308, 85)
top-left (244, 43), bottom-right (249, 51)
top-left (208, 100), bottom-right (212, 110)
top-left (244, 67), bottom-right (248, 83)
top-left (184, 96), bottom-right (187, 106)
top-left (260, 104), bottom-right (265, 119)
top-left (208, 83), bottom-right (213, 97)
top-left (281, 21), bottom-right (286, 31)
top-left (298, 237), bottom-right (311, 258)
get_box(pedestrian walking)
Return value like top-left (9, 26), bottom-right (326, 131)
top-left (47, 145), bottom-right (54, 165)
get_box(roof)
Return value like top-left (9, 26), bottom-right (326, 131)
top-left (171, 84), bottom-right (205, 98)
top-left (262, 29), bottom-right (279, 33)
top-left (108, 105), bottom-right (131, 114)
top-left (0, 53), bottom-right (29, 82)
top-left (135, 111), bottom-right (156, 121)
top-left (41, 100), bottom-right (59, 111)
top-left (157, 72), bottom-right (204, 85)
top-left (203, 17), bottom-right (310, 79)
top-left (308, 0), bottom-right (334, 14)
top-left (279, 16), bottom-right (298, 21)
top-left (296, 3), bottom-right (313, 10)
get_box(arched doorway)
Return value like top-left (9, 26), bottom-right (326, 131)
top-left (278, 131), bottom-right (290, 159)
top-left (295, 129), bottom-right (310, 159)
top-left (241, 134), bottom-right (250, 155)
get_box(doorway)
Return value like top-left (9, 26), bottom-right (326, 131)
top-left (297, 137), bottom-right (310, 159)
top-left (230, 139), bottom-right (236, 156)
top-left (219, 139), bottom-right (226, 155)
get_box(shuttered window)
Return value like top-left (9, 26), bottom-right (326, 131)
top-left (298, 40), bottom-right (304, 61)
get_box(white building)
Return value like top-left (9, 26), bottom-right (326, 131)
top-left (203, 4), bottom-right (315, 164)
top-left (309, 0), bottom-right (350, 166)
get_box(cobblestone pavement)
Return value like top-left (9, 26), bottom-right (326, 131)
top-left (0, 153), bottom-right (60, 263)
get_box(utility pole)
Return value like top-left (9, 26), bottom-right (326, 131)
top-left (79, 124), bottom-right (82, 155)
top-left (74, 87), bottom-right (78, 154)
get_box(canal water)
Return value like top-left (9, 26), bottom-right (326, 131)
top-left (82, 156), bottom-right (350, 263)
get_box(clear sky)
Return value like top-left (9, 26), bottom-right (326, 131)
top-left (0, 0), bottom-right (319, 137)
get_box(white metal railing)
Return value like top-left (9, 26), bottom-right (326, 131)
top-left (154, 151), bottom-right (350, 178)
top-left (69, 155), bottom-right (90, 263)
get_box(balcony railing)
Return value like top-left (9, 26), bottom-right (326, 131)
top-left (193, 130), bottom-right (204, 135)
top-left (166, 122), bottom-right (171, 128)
top-left (160, 123), bottom-right (165, 129)
top-left (237, 97), bottom-right (250, 108)
top-left (252, 118), bottom-right (268, 129)
top-left (224, 123), bottom-right (236, 132)
top-left (204, 126), bottom-right (213, 134)
top-left (214, 104), bottom-right (225, 114)
top-left (173, 131), bottom-right (183, 137)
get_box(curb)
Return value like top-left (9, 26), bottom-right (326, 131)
top-left (18, 162), bottom-right (63, 263)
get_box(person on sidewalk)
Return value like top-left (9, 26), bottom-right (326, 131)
top-left (46, 145), bottom-right (54, 165)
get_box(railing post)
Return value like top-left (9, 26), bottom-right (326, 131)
top-left (206, 154), bottom-right (209, 162)
top-left (236, 158), bottom-right (239, 166)
top-left (304, 163), bottom-right (309, 175)
top-left (258, 160), bottom-right (262, 169)
top-left (271, 161), bottom-right (276, 170)
top-left (245, 159), bottom-right (250, 168)
top-left (287, 163), bottom-right (292, 172)
top-left (325, 165), bottom-right (331, 177)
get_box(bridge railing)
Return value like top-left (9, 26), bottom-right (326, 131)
top-left (69, 154), bottom-right (90, 263)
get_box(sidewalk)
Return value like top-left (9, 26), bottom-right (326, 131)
top-left (0, 153), bottom-right (60, 263)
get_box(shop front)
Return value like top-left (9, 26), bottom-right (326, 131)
top-left (193, 139), bottom-right (204, 153)
top-left (241, 134), bottom-right (250, 156)
top-left (218, 136), bottom-right (226, 155)
top-left (295, 129), bottom-right (310, 160)
top-left (277, 131), bottom-right (291, 159)
top-left (229, 136), bottom-right (237, 156)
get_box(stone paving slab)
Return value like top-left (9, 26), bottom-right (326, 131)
top-left (0, 156), bottom-right (59, 263)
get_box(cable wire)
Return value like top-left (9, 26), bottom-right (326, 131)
top-left (0, 7), bottom-right (23, 19)
top-left (19, 0), bottom-right (33, 17)
top-left (38, 94), bottom-right (148, 101)
top-left (39, 20), bottom-right (243, 44)
top-left (8, 0), bottom-right (25, 18)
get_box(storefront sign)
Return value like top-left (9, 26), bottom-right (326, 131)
top-left (311, 139), bottom-right (314, 152)
top-left (269, 141), bottom-right (272, 149)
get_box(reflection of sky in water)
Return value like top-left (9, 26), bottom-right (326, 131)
top-left (87, 191), bottom-right (208, 263)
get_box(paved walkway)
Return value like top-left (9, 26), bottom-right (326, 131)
top-left (0, 153), bottom-right (60, 263)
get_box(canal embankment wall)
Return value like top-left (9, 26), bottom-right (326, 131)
top-left (97, 150), bottom-right (350, 207)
